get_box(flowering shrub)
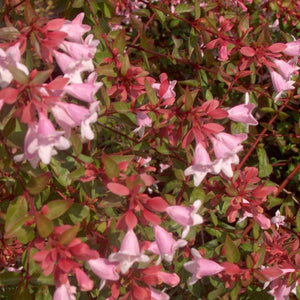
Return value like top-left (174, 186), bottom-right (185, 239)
top-left (0, 0), bottom-right (299, 299)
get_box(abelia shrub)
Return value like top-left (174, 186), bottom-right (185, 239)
top-left (0, 1), bottom-right (299, 299)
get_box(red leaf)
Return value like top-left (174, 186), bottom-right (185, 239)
top-left (206, 39), bottom-right (219, 49)
top-left (20, 102), bottom-right (36, 124)
top-left (159, 79), bottom-right (169, 98)
top-left (202, 123), bottom-right (224, 133)
top-left (107, 182), bottom-right (130, 196)
top-left (181, 129), bottom-right (194, 148)
top-left (260, 267), bottom-right (283, 280)
top-left (267, 43), bottom-right (286, 53)
top-left (125, 210), bottom-right (137, 230)
top-left (47, 77), bottom-right (69, 90)
top-left (44, 18), bottom-right (66, 31)
top-left (0, 87), bottom-right (19, 104)
top-left (240, 47), bottom-right (256, 57)
top-left (140, 173), bottom-right (155, 187)
top-left (208, 108), bottom-right (228, 119)
top-left (142, 209), bottom-right (161, 225)
top-left (146, 197), bottom-right (169, 212)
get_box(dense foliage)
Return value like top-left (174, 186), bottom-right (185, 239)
top-left (0, 0), bottom-right (299, 299)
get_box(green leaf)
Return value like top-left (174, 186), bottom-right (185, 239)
top-left (26, 172), bottom-right (51, 195)
top-left (0, 27), bottom-right (20, 41)
top-left (59, 223), bottom-right (80, 245)
top-left (30, 68), bottom-right (53, 85)
top-left (36, 214), bottom-right (53, 238)
top-left (35, 286), bottom-right (52, 300)
top-left (44, 199), bottom-right (73, 220)
top-left (0, 272), bottom-right (22, 286)
top-left (120, 53), bottom-right (130, 76)
top-left (72, 0), bottom-right (84, 8)
top-left (225, 235), bottom-right (240, 263)
top-left (14, 282), bottom-right (33, 300)
top-left (7, 66), bottom-right (28, 85)
top-left (145, 79), bottom-right (158, 105)
top-left (230, 282), bottom-right (242, 300)
top-left (113, 29), bottom-right (126, 54)
top-left (257, 145), bottom-right (273, 177)
top-left (70, 133), bottom-right (82, 156)
top-left (113, 102), bottom-right (130, 113)
top-left (175, 3), bottom-right (193, 13)
top-left (5, 196), bottom-right (27, 238)
top-left (103, 154), bottom-right (119, 179)
top-left (254, 245), bottom-right (266, 268)
top-left (97, 64), bottom-right (117, 77)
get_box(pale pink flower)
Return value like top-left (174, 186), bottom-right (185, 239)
top-left (150, 287), bottom-right (170, 300)
top-left (133, 112), bottom-right (152, 137)
top-left (211, 132), bottom-right (247, 177)
top-left (51, 101), bottom-right (99, 140)
top-left (53, 281), bottom-right (76, 300)
top-left (272, 58), bottom-right (300, 80)
top-left (87, 258), bottom-right (119, 290)
top-left (227, 93), bottom-right (258, 126)
top-left (0, 43), bottom-right (29, 88)
top-left (148, 225), bottom-right (187, 264)
top-left (157, 270), bottom-right (180, 287)
top-left (268, 68), bottom-right (295, 102)
top-left (109, 230), bottom-right (149, 274)
top-left (63, 72), bottom-right (103, 103)
top-left (60, 13), bottom-right (91, 43)
top-left (184, 143), bottom-right (217, 186)
top-left (283, 39), bottom-right (300, 56)
top-left (53, 50), bottom-right (94, 83)
top-left (184, 248), bottom-right (224, 285)
top-left (59, 34), bottom-right (99, 61)
top-left (166, 200), bottom-right (203, 238)
top-left (152, 73), bottom-right (177, 101)
top-left (271, 210), bottom-right (286, 228)
top-left (14, 113), bottom-right (70, 168)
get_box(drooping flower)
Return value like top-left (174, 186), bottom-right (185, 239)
top-left (53, 281), bottom-right (76, 300)
top-left (133, 112), bottom-right (152, 137)
top-left (148, 225), bottom-right (187, 264)
top-left (184, 248), bottom-right (224, 285)
top-left (227, 93), bottom-right (258, 126)
top-left (271, 210), bottom-right (286, 228)
top-left (166, 200), bottom-right (203, 238)
top-left (87, 258), bottom-right (119, 290)
top-left (184, 142), bottom-right (217, 186)
top-left (109, 230), bottom-right (149, 274)
top-left (14, 112), bottom-right (71, 168)
top-left (282, 39), bottom-right (300, 57)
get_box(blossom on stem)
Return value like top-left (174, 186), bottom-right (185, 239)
top-left (227, 93), bottom-right (258, 126)
top-left (109, 230), bottom-right (149, 274)
top-left (148, 225), bottom-right (187, 264)
top-left (166, 200), bottom-right (203, 238)
top-left (14, 112), bottom-right (70, 168)
top-left (271, 210), bottom-right (286, 228)
top-left (184, 248), bottom-right (224, 285)
top-left (53, 281), bottom-right (76, 300)
top-left (133, 112), bottom-right (152, 137)
top-left (184, 143), bottom-right (217, 186)
top-left (87, 258), bottom-right (119, 290)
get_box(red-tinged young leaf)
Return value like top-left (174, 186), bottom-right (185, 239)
top-left (142, 209), bottom-right (161, 225)
top-left (43, 18), bottom-right (66, 31)
top-left (267, 43), bottom-right (286, 53)
top-left (254, 245), bottom-right (266, 268)
top-left (0, 87), bottom-right (19, 104)
top-left (125, 210), bottom-right (138, 230)
top-left (36, 214), bottom-right (54, 238)
top-left (19, 102), bottom-right (36, 124)
top-left (159, 79), bottom-right (169, 98)
top-left (252, 185), bottom-right (277, 199)
top-left (46, 77), bottom-right (70, 90)
top-left (140, 173), bottom-right (155, 186)
top-left (107, 182), bottom-right (130, 196)
top-left (240, 47), bottom-right (256, 57)
top-left (103, 154), bottom-right (120, 179)
top-left (259, 267), bottom-right (283, 280)
top-left (44, 199), bottom-right (73, 220)
top-left (206, 39), bottom-right (219, 49)
top-left (181, 129), bottom-right (194, 148)
top-left (146, 197), bottom-right (169, 212)
top-left (208, 108), bottom-right (228, 119)
top-left (225, 235), bottom-right (240, 263)
top-left (238, 70), bottom-right (253, 78)
top-left (202, 123), bottom-right (224, 133)
top-left (59, 223), bottom-right (80, 245)
top-left (221, 262), bottom-right (241, 275)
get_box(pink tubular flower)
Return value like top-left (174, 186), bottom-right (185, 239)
top-left (109, 230), bottom-right (149, 274)
top-left (271, 210), bottom-right (286, 228)
top-left (150, 287), bottom-right (170, 300)
top-left (272, 58), bottom-right (300, 80)
top-left (211, 132), bottom-right (247, 178)
top-left (166, 200), bottom-right (203, 238)
top-left (63, 72), bottom-right (103, 103)
top-left (60, 13), bottom-right (91, 43)
top-left (53, 281), bottom-right (76, 300)
top-left (282, 39), bottom-right (300, 56)
top-left (184, 248), bottom-right (224, 285)
top-left (74, 268), bottom-right (94, 291)
top-left (14, 113), bottom-right (70, 168)
top-left (87, 258), bottom-right (119, 290)
top-left (227, 93), bottom-right (258, 126)
top-left (133, 112), bottom-right (152, 137)
top-left (268, 68), bottom-right (295, 102)
top-left (184, 143), bottom-right (217, 186)
top-left (148, 225), bottom-right (187, 264)
top-left (51, 101), bottom-right (99, 140)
